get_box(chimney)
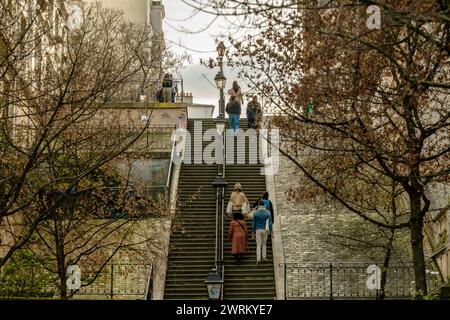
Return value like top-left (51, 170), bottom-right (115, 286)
top-left (176, 92), bottom-right (193, 104)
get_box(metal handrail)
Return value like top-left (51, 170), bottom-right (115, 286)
top-left (221, 264), bottom-right (225, 300)
top-left (166, 125), bottom-right (179, 196)
top-left (215, 187), bottom-right (219, 271)
top-left (426, 246), bottom-right (449, 285)
top-left (222, 126), bottom-right (226, 178)
top-left (219, 179), bottom-right (224, 270)
top-left (166, 138), bottom-right (176, 190)
top-left (144, 264), bottom-right (153, 300)
top-left (219, 129), bottom-right (226, 295)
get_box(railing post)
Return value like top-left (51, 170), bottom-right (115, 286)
top-left (329, 263), bottom-right (333, 300)
top-left (284, 263), bottom-right (287, 300)
top-left (110, 264), bottom-right (114, 300)
top-left (145, 264), bottom-right (153, 300)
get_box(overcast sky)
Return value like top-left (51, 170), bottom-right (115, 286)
top-left (162, 0), bottom-right (246, 115)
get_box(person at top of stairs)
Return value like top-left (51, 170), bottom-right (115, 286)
top-left (247, 95), bottom-right (262, 129)
top-left (225, 94), bottom-right (242, 134)
top-left (228, 211), bottom-right (249, 265)
top-left (228, 80), bottom-right (244, 105)
top-left (252, 200), bottom-right (273, 265)
top-left (227, 183), bottom-right (249, 216)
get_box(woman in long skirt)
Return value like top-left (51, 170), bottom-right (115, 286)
top-left (228, 212), bottom-right (248, 265)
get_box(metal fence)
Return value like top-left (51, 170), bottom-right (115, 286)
top-left (0, 262), bottom-right (153, 300)
top-left (73, 263), bottom-right (153, 299)
top-left (282, 262), bottom-right (442, 300)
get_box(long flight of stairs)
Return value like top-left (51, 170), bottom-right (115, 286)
top-left (164, 119), bottom-right (276, 300)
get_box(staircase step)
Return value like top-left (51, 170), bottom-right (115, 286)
top-left (165, 119), bottom-right (275, 300)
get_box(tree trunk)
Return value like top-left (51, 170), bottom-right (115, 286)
top-left (58, 267), bottom-right (68, 300)
top-left (54, 207), bottom-right (67, 300)
top-left (410, 193), bottom-right (427, 295)
top-left (378, 230), bottom-right (394, 300)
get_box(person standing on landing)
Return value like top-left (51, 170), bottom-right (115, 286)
top-left (162, 73), bottom-right (173, 102)
top-left (247, 95), bottom-right (262, 129)
top-left (252, 200), bottom-right (273, 265)
top-left (225, 94), bottom-right (242, 134)
top-left (233, 81), bottom-right (243, 105)
top-left (228, 211), bottom-right (248, 265)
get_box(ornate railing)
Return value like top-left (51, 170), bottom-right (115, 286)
top-left (0, 262), bottom-right (153, 300)
top-left (282, 262), bottom-right (442, 300)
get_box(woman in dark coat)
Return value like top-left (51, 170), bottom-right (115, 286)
top-left (228, 211), bottom-right (248, 265)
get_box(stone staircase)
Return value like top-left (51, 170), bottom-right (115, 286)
top-left (223, 165), bottom-right (276, 300)
top-left (164, 119), bottom-right (276, 300)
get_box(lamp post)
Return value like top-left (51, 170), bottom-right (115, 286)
top-left (206, 41), bottom-right (228, 301)
top-left (211, 174), bottom-right (227, 300)
top-left (214, 41), bottom-right (227, 176)
top-left (215, 41), bottom-right (226, 119)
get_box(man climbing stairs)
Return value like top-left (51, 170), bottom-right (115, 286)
top-left (164, 119), bottom-right (276, 300)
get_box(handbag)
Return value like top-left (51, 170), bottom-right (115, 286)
top-left (226, 201), bottom-right (233, 215)
top-left (265, 218), bottom-right (270, 235)
top-left (242, 201), bottom-right (250, 214)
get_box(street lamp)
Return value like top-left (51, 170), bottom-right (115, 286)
top-left (205, 269), bottom-right (223, 300)
top-left (215, 70), bottom-right (227, 147)
top-left (214, 71), bottom-right (226, 90)
top-left (215, 41), bottom-right (227, 119)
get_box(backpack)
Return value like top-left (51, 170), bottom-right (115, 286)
top-left (262, 199), bottom-right (270, 210)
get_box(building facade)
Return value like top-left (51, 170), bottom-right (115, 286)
top-left (84, 0), bottom-right (166, 101)
top-left (1, 0), bottom-right (69, 139)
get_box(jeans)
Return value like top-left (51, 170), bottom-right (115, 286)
top-left (229, 114), bottom-right (240, 133)
top-left (255, 229), bottom-right (268, 262)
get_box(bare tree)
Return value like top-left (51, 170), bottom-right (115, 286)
top-left (17, 158), bottom-right (169, 299)
top-left (0, 1), bottom-right (173, 271)
top-left (185, 0), bottom-right (450, 294)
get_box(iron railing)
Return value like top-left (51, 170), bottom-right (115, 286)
top-left (282, 262), bottom-right (442, 300)
top-left (74, 263), bottom-right (153, 299)
top-left (0, 262), bottom-right (153, 300)
top-left (166, 132), bottom-right (177, 197)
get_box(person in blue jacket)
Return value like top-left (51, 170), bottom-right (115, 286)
top-left (252, 200), bottom-right (273, 265)
top-left (253, 191), bottom-right (274, 224)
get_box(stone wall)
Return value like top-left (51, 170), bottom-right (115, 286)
top-left (274, 155), bottom-right (412, 264)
